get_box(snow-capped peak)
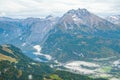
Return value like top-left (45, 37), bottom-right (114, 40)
top-left (66, 8), bottom-right (90, 16)
top-left (72, 14), bottom-right (79, 21)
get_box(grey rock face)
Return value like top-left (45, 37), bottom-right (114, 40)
top-left (58, 8), bottom-right (118, 33)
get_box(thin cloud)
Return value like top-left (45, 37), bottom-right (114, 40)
top-left (0, 0), bottom-right (119, 18)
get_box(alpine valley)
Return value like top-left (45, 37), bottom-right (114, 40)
top-left (0, 8), bottom-right (120, 80)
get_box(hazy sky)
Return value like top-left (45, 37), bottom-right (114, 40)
top-left (0, 0), bottom-right (120, 18)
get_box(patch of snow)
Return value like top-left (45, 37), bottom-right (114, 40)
top-left (21, 43), bottom-right (26, 46)
top-left (43, 54), bottom-right (52, 60)
top-left (64, 22), bottom-right (68, 30)
top-left (34, 57), bottom-right (43, 62)
top-left (50, 64), bottom-right (54, 68)
top-left (64, 61), bottom-right (100, 74)
top-left (54, 60), bottom-right (62, 66)
top-left (57, 48), bottom-right (62, 51)
top-left (54, 60), bottom-right (59, 63)
top-left (95, 73), bottom-right (112, 78)
top-left (33, 45), bottom-right (52, 60)
top-left (113, 59), bottom-right (120, 67)
top-left (93, 56), bottom-right (116, 61)
top-left (66, 61), bottom-right (99, 67)
top-left (73, 52), bottom-right (84, 57)
top-left (33, 45), bottom-right (41, 52)
top-left (33, 52), bottom-right (41, 55)
top-left (30, 62), bottom-right (36, 65)
top-left (28, 74), bottom-right (32, 80)
top-left (72, 14), bottom-right (80, 21)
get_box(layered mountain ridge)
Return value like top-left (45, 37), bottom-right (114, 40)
top-left (0, 8), bottom-right (120, 79)
top-left (0, 8), bottom-right (120, 60)
top-left (41, 9), bottom-right (120, 79)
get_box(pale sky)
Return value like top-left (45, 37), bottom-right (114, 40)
top-left (0, 0), bottom-right (120, 18)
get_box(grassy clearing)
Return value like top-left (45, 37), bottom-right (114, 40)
top-left (0, 53), bottom-right (17, 62)
top-left (50, 74), bottom-right (62, 80)
top-left (99, 66), bottom-right (112, 73)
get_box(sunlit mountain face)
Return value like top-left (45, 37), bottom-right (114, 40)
top-left (0, 8), bottom-right (120, 80)
top-left (41, 9), bottom-right (120, 79)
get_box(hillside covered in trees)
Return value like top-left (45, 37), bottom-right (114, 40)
top-left (0, 44), bottom-right (108, 80)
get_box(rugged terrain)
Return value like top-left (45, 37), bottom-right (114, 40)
top-left (0, 8), bottom-right (120, 79)
top-left (0, 44), bottom-right (108, 80)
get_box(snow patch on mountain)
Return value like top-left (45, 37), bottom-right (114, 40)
top-left (64, 61), bottom-right (100, 74)
top-left (113, 59), bottom-right (120, 68)
top-left (33, 45), bottom-right (41, 53)
top-left (73, 52), bottom-right (84, 57)
top-left (33, 45), bottom-right (52, 60)
top-left (72, 14), bottom-right (80, 21)
top-left (34, 57), bottom-right (44, 62)
top-left (21, 43), bottom-right (26, 46)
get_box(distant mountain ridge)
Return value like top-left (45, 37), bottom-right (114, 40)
top-left (41, 9), bottom-right (120, 79)
top-left (42, 8), bottom-right (120, 60)
top-left (106, 15), bottom-right (120, 25)
top-left (0, 16), bottom-right (58, 59)
top-left (58, 8), bottom-right (119, 33)
top-left (0, 8), bottom-right (120, 79)
top-left (0, 8), bottom-right (120, 60)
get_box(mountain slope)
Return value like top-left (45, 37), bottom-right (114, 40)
top-left (0, 44), bottom-right (53, 80)
top-left (42, 33), bottom-right (120, 61)
top-left (0, 44), bottom-right (107, 80)
top-left (41, 9), bottom-right (120, 79)
top-left (0, 9), bottom-right (120, 60)
top-left (0, 8), bottom-right (119, 79)
top-left (0, 17), bottom-right (58, 59)
top-left (0, 17), bottom-right (57, 46)
top-left (57, 8), bottom-right (119, 34)
top-left (42, 8), bottom-right (120, 62)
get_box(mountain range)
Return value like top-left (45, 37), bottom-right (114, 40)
top-left (0, 8), bottom-right (120, 79)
